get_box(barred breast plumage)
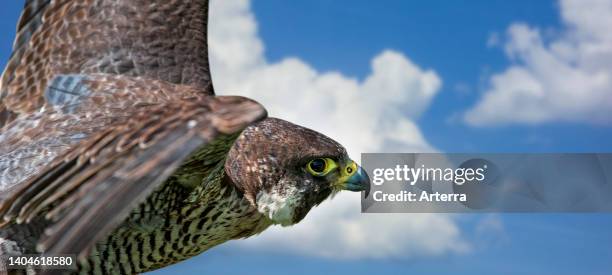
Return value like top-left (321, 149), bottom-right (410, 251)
top-left (82, 160), bottom-right (271, 274)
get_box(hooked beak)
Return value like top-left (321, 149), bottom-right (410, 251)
top-left (341, 164), bottom-right (371, 198)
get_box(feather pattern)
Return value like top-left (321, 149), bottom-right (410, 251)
top-left (1, 0), bottom-right (214, 129)
top-left (0, 73), bottom-right (266, 260)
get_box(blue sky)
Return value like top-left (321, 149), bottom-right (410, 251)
top-left (251, 0), bottom-right (612, 153)
top-left (2, 1), bottom-right (612, 274)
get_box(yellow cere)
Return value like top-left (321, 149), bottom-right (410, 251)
top-left (342, 161), bottom-right (358, 177)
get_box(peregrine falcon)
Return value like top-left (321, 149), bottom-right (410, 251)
top-left (0, 0), bottom-right (370, 274)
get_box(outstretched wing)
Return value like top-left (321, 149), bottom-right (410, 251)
top-left (0, 0), bottom-right (214, 128)
top-left (0, 74), bottom-right (266, 259)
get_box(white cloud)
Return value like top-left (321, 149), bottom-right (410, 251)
top-left (465, 0), bottom-right (612, 126)
top-left (209, 0), bottom-right (469, 259)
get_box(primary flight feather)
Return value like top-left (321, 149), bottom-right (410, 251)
top-left (0, 0), bottom-right (370, 274)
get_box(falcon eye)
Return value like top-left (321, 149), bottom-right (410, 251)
top-left (306, 158), bottom-right (337, 176)
top-left (310, 159), bottom-right (326, 172)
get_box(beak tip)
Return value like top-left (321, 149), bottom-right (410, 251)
top-left (362, 170), bottom-right (371, 199)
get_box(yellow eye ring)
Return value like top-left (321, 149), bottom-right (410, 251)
top-left (306, 158), bottom-right (337, 176)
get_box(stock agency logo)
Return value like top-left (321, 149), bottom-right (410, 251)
top-left (371, 161), bottom-right (489, 186)
top-left (368, 157), bottom-right (499, 207)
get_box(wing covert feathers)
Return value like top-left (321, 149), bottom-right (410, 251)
top-left (1, 0), bottom-right (214, 128)
top-left (0, 74), bottom-right (266, 259)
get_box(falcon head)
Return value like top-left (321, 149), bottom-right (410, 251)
top-left (225, 118), bottom-right (370, 226)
